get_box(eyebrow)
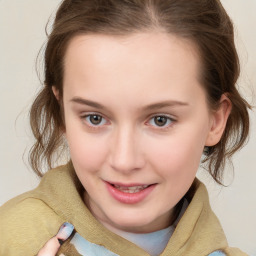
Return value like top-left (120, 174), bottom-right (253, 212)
top-left (70, 97), bottom-right (189, 110)
top-left (70, 97), bottom-right (105, 109)
top-left (142, 100), bottom-right (189, 111)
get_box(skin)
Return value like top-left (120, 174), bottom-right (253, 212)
top-left (37, 222), bottom-right (74, 256)
top-left (53, 32), bottom-right (231, 236)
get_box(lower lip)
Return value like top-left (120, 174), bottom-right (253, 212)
top-left (105, 182), bottom-right (156, 204)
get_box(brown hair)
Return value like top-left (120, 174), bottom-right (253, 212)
top-left (29, 0), bottom-right (251, 184)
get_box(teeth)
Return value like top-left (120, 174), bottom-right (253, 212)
top-left (113, 185), bottom-right (149, 193)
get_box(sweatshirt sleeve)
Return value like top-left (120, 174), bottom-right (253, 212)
top-left (0, 197), bottom-right (64, 256)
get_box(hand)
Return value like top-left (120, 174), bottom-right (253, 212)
top-left (37, 222), bottom-right (74, 256)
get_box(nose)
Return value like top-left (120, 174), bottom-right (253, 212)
top-left (109, 126), bottom-right (145, 174)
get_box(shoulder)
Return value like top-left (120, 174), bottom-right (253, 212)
top-left (0, 192), bottom-right (63, 256)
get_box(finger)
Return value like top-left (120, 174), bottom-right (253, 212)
top-left (55, 222), bottom-right (74, 243)
top-left (37, 236), bottom-right (60, 256)
top-left (37, 222), bottom-right (74, 256)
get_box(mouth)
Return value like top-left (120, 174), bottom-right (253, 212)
top-left (111, 184), bottom-right (151, 193)
top-left (105, 181), bottom-right (157, 204)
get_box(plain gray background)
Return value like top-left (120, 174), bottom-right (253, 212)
top-left (0, 0), bottom-right (255, 255)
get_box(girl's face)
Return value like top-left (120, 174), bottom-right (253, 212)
top-left (62, 32), bottom-right (215, 233)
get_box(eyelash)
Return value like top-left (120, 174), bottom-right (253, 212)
top-left (81, 113), bottom-right (109, 128)
top-left (146, 115), bottom-right (176, 130)
top-left (80, 113), bottom-right (176, 130)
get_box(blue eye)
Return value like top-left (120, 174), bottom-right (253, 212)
top-left (84, 114), bottom-right (107, 126)
top-left (148, 115), bottom-right (173, 128)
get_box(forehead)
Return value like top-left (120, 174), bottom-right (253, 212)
top-left (64, 32), bottom-right (200, 73)
top-left (63, 32), bottom-right (204, 106)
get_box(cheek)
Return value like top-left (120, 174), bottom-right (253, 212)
top-left (65, 127), bottom-right (108, 173)
top-left (146, 129), bottom-right (206, 178)
top-left (146, 133), bottom-right (205, 201)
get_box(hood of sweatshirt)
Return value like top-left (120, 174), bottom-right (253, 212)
top-left (0, 163), bottom-right (247, 256)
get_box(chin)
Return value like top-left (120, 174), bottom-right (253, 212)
top-left (106, 211), bottom-right (161, 233)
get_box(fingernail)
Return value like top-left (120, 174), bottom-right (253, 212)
top-left (57, 222), bottom-right (74, 240)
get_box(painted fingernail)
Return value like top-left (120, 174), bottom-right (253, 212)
top-left (57, 222), bottom-right (74, 240)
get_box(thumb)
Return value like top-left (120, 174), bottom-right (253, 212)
top-left (37, 222), bottom-right (74, 256)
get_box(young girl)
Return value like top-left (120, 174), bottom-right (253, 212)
top-left (0, 0), bottom-right (251, 255)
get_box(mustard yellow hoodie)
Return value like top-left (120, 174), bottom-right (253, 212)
top-left (0, 163), bottom-right (247, 256)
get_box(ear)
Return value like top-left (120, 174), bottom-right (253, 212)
top-left (52, 86), bottom-right (60, 101)
top-left (205, 94), bottom-right (232, 146)
top-left (52, 86), bottom-right (66, 133)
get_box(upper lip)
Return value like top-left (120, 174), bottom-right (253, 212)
top-left (104, 180), bottom-right (155, 187)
